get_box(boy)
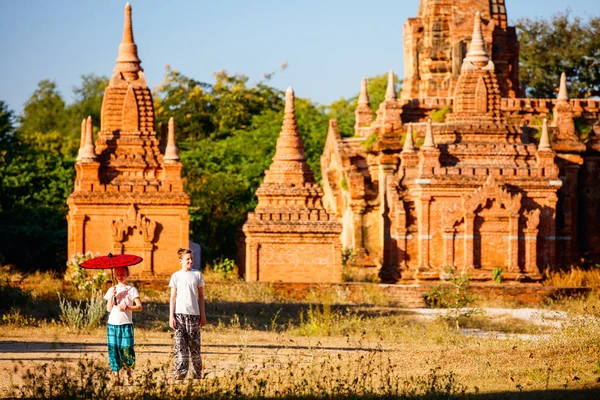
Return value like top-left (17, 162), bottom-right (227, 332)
top-left (169, 247), bottom-right (207, 380)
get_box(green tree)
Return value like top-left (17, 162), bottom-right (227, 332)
top-left (18, 80), bottom-right (76, 158)
top-left (516, 12), bottom-right (600, 98)
top-left (0, 99), bottom-right (74, 271)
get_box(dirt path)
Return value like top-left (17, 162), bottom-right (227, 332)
top-left (0, 328), bottom-right (386, 397)
top-left (0, 307), bottom-right (572, 397)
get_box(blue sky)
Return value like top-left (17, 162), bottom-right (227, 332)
top-left (1, 0), bottom-right (598, 116)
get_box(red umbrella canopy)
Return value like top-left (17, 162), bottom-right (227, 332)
top-left (80, 253), bottom-right (143, 270)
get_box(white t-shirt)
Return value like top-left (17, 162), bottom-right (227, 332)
top-left (104, 285), bottom-right (140, 325)
top-left (169, 269), bottom-right (205, 315)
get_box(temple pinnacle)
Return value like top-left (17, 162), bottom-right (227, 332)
top-left (538, 118), bottom-right (552, 151)
top-left (164, 117), bottom-right (180, 162)
top-left (464, 11), bottom-right (490, 68)
top-left (358, 77), bottom-right (370, 105)
top-left (80, 116), bottom-right (97, 160)
top-left (115, 3), bottom-right (142, 74)
top-left (557, 72), bottom-right (568, 101)
top-left (385, 70), bottom-right (396, 100)
top-left (421, 119), bottom-right (435, 149)
top-left (403, 123), bottom-right (415, 153)
top-left (280, 86), bottom-right (298, 136)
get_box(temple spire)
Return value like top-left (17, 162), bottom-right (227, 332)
top-left (79, 116), bottom-right (97, 160)
top-left (403, 123), bottom-right (415, 153)
top-left (538, 118), bottom-right (552, 151)
top-left (463, 12), bottom-right (490, 68)
top-left (115, 3), bottom-right (143, 75)
top-left (271, 87), bottom-right (307, 164)
top-left (421, 119), bottom-right (435, 149)
top-left (358, 77), bottom-right (370, 105)
top-left (385, 70), bottom-right (396, 100)
top-left (262, 86), bottom-right (314, 185)
top-left (164, 117), bottom-right (180, 162)
top-left (557, 72), bottom-right (568, 101)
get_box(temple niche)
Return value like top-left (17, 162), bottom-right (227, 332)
top-left (67, 4), bottom-right (190, 279)
top-left (240, 88), bottom-right (342, 283)
top-left (321, 3), bottom-right (600, 282)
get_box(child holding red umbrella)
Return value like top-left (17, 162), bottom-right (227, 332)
top-left (104, 266), bottom-right (143, 386)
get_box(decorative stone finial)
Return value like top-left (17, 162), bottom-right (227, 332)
top-left (164, 117), bottom-right (180, 162)
top-left (557, 72), bottom-right (568, 101)
top-left (385, 70), bottom-right (396, 100)
top-left (79, 116), bottom-right (97, 160)
top-left (280, 86), bottom-right (298, 137)
top-left (115, 3), bottom-right (143, 75)
top-left (538, 118), bottom-right (552, 151)
top-left (76, 119), bottom-right (86, 161)
top-left (403, 124), bottom-right (415, 153)
top-left (421, 119), bottom-right (435, 149)
top-left (463, 12), bottom-right (490, 68)
top-left (358, 77), bottom-right (370, 105)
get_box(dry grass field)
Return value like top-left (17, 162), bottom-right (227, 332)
top-left (1, 267), bottom-right (600, 398)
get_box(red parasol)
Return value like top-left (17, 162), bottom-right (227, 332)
top-left (80, 253), bottom-right (143, 304)
top-left (80, 253), bottom-right (143, 270)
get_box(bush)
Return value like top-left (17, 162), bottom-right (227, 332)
top-left (58, 290), bottom-right (106, 330)
top-left (209, 258), bottom-right (238, 281)
top-left (64, 252), bottom-right (109, 295)
top-left (423, 266), bottom-right (479, 329)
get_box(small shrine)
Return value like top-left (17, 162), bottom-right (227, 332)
top-left (67, 4), bottom-right (189, 278)
top-left (240, 88), bottom-right (342, 282)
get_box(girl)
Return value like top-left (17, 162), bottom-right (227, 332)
top-left (104, 266), bottom-right (142, 386)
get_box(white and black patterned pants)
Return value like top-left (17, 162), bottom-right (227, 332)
top-left (173, 314), bottom-right (202, 378)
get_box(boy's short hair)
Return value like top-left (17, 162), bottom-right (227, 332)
top-left (177, 248), bottom-right (193, 260)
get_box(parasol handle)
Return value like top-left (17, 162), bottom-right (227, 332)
top-left (111, 268), bottom-right (117, 305)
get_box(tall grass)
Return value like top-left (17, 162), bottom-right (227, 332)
top-left (58, 290), bottom-right (106, 330)
top-left (10, 348), bottom-right (467, 399)
top-left (544, 267), bottom-right (600, 287)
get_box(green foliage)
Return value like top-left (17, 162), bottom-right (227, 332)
top-left (574, 117), bottom-right (596, 143)
top-left (297, 303), bottom-right (333, 336)
top-left (325, 97), bottom-right (356, 138)
top-left (64, 252), bottom-right (109, 294)
top-left (423, 267), bottom-right (478, 329)
top-left (361, 133), bottom-right (378, 151)
top-left (492, 267), bottom-right (503, 284)
top-left (429, 105), bottom-right (451, 123)
top-left (341, 247), bottom-right (354, 267)
top-left (516, 12), bottom-right (600, 98)
top-left (1, 308), bottom-right (38, 327)
top-left (58, 290), bottom-right (106, 330)
top-left (19, 80), bottom-right (68, 139)
top-left (340, 176), bottom-right (348, 191)
top-left (210, 257), bottom-right (238, 281)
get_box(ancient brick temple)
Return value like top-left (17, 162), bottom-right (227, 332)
top-left (240, 88), bottom-right (342, 282)
top-left (67, 4), bottom-right (189, 278)
top-left (321, 4), bottom-right (600, 282)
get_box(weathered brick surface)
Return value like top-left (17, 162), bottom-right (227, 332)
top-left (321, 2), bottom-right (599, 283)
top-left (66, 4), bottom-right (189, 278)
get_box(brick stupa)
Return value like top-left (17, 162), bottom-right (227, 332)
top-left (67, 4), bottom-right (190, 279)
top-left (240, 88), bottom-right (342, 282)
